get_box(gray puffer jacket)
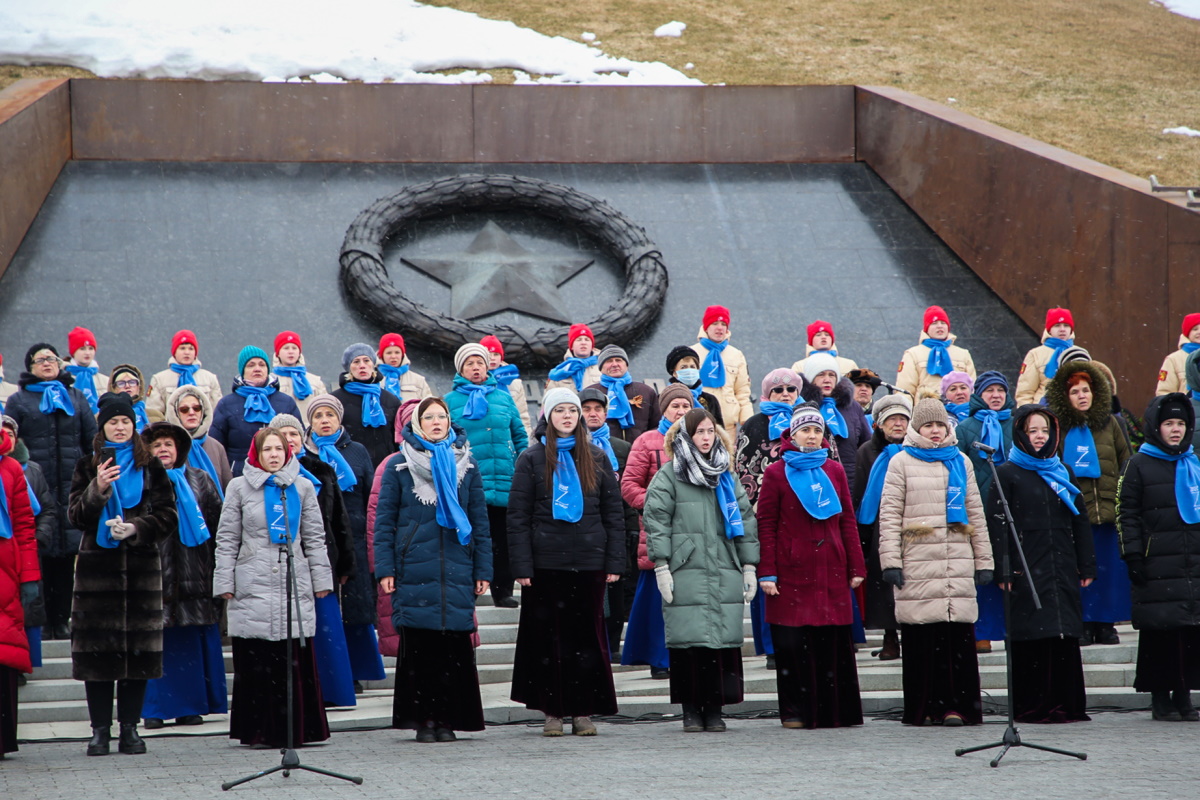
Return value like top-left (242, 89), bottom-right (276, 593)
top-left (213, 458), bottom-right (333, 641)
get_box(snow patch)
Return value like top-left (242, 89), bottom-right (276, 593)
top-left (581, 32), bottom-right (596, 41)
top-left (1160, 0), bottom-right (1200, 20)
top-left (654, 21), bottom-right (687, 37)
top-left (1164, 126), bottom-right (1200, 137)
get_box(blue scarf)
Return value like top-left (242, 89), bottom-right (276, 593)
top-left (416, 430), bottom-right (473, 545)
top-left (64, 364), bottom-right (100, 413)
top-left (21, 465), bottom-right (42, 517)
top-left (296, 462), bottom-right (322, 495)
top-left (589, 424), bottom-right (619, 471)
top-left (170, 362), bottom-right (200, 387)
top-left (264, 475), bottom-right (302, 544)
top-left (378, 362), bottom-right (409, 398)
top-left (686, 382), bottom-right (704, 403)
top-left (657, 416), bottom-right (674, 435)
top-left (454, 382), bottom-right (497, 421)
top-left (187, 435), bottom-right (224, 499)
top-left (273, 364), bottom-right (313, 400)
top-left (813, 347), bottom-right (839, 358)
top-left (234, 384), bottom-right (276, 424)
top-left (761, 401), bottom-right (796, 441)
top-left (600, 372), bottom-right (635, 429)
top-left (1006, 446), bottom-right (1082, 513)
top-left (782, 449), bottom-right (842, 520)
top-left (26, 381), bottom-right (74, 416)
top-left (548, 356), bottom-right (598, 392)
top-left (344, 381), bottom-right (387, 427)
top-left (165, 467), bottom-right (211, 546)
top-left (922, 338), bottom-right (953, 377)
top-left (699, 338), bottom-right (728, 388)
top-left (1185, 343), bottom-right (1200, 355)
top-left (1043, 337), bottom-right (1075, 379)
top-left (856, 443), bottom-right (902, 524)
top-left (544, 435), bottom-right (584, 523)
top-left (715, 472), bottom-right (745, 539)
top-left (946, 401), bottom-right (971, 422)
top-left (133, 400), bottom-right (149, 432)
top-left (0, 458), bottom-right (10, 539)
top-left (96, 441), bottom-right (144, 549)
top-left (903, 445), bottom-right (969, 524)
top-left (1192, 390), bottom-right (1200, 403)
top-left (1063, 425), bottom-right (1100, 479)
top-left (820, 396), bottom-right (848, 439)
top-left (972, 407), bottom-right (1011, 465)
top-left (1139, 443), bottom-right (1200, 524)
top-left (491, 364), bottom-right (521, 391)
top-left (311, 431), bottom-right (357, 491)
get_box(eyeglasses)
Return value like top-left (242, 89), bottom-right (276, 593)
top-left (32, 356), bottom-right (59, 366)
top-left (176, 404), bottom-right (203, 414)
top-left (115, 379), bottom-right (140, 389)
top-left (420, 413), bottom-right (449, 422)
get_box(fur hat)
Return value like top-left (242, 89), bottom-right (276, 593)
top-left (305, 394), bottom-right (344, 426)
top-left (68, 326), bottom-right (97, 356)
top-left (274, 330), bottom-right (302, 354)
top-left (923, 305), bottom-right (950, 332)
top-left (807, 320), bottom-right (834, 345)
top-left (453, 343), bottom-right (491, 375)
top-left (1045, 307), bottom-right (1074, 331)
top-left (378, 333), bottom-right (406, 357)
top-left (480, 335), bottom-right (505, 359)
top-left (702, 305), bottom-right (731, 331)
top-left (847, 368), bottom-right (882, 390)
top-left (910, 397), bottom-right (951, 431)
top-left (171, 329), bottom-right (198, 356)
top-left (974, 370), bottom-right (1009, 395)
top-left (238, 345), bottom-right (270, 377)
top-left (665, 345), bottom-right (698, 375)
top-left (568, 324), bottom-right (595, 350)
top-left (597, 345), bottom-right (629, 369)
top-left (873, 394), bottom-right (913, 426)
top-left (760, 368), bottom-right (804, 402)
top-left (24, 343), bottom-right (58, 372)
top-left (790, 402), bottom-right (824, 433)
top-left (542, 387), bottom-right (581, 415)
top-left (97, 391), bottom-right (137, 429)
top-left (939, 371), bottom-right (974, 398)
top-left (140, 421), bottom-right (193, 464)
top-left (343, 342), bottom-right (376, 372)
top-left (802, 352), bottom-right (840, 383)
top-left (658, 383), bottom-right (695, 413)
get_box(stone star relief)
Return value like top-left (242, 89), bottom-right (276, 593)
top-left (401, 221), bottom-right (593, 323)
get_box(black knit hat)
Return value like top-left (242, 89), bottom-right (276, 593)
top-left (665, 345), bottom-right (699, 375)
top-left (96, 391), bottom-right (137, 429)
top-left (1160, 396), bottom-right (1191, 425)
top-left (25, 343), bottom-right (58, 372)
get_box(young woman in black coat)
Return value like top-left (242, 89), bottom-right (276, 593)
top-left (508, 388), bottom-right (626, 737)
top-left (1118, 392), bottom-right (1200, 722)
top-left (987, 405), bottom-right (1096, 723)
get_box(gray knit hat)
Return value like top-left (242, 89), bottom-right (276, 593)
top-left (342, 342), bottom-right (375, 372)
top-left (542, 387), bottom-right (582, 415)
top-left (0, 415), bottom-right (16, 437)
top-left (268, 413), bottom-right (304, 434)
top-left (872, 394), bottom-right (913, 426)
top-left (454, 343), bottom-right (491, 375)
top-left (305, 394), bottom-right (344, 425)
top-left (910, 398), bottom-right (950, 431)
top-left (597, 345), bottom-right (629, 368)
top-left (790, 402), bottom-right (825, 433)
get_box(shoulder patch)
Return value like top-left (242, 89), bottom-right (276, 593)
top-left (1019, 362), bottom-right (1027, 374)
top-left (1159, 370), bottom-right (1168, 383)
top-left (898, 361), bottom-right (905, 373)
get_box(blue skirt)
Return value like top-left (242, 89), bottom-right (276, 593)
top-left (25, 627), bottom-right (41, 668)
top-left (851, 592), bottom-right (866, 644)
top-left (1082, 523), bottom-right (1132, 623)
top-left (142, 624), bottom-right (228, 720)
top-left (621, 571), bottom-right (669, 670)
top-left (750, 591), bottom-right (774, 655)
top-left (344, 623), bottom-right (386, 681)
top-left (975, 582), bottom-right (1006, 641)
top-left (313, 593), bottom-right (357, 708)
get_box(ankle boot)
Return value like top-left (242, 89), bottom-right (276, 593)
top-left (703, 706), bottom-right (726, 732)
top-left (118, 723), bottom-right (147, 754)
top-left (86, 727), bottom-right (111, 756)
top-left (681, 704), bottom-right (704, 733)
top-left (878, 629), bottom-right (901, 661)
top-left (1152, 691), bottom-right (1183, 721)
top-left (1173, 690), bottom-right (1200, 721)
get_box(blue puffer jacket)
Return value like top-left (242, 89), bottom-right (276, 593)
top-left (444, 375), bottom-right (529, 507)
top-left (955, 392), bottom-right (1016, 505)
top-left (373, 425), bottom-right (492, 632)
top-left (210, 377), bottom-right (301, 476)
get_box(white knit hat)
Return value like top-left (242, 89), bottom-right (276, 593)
top-left (802, 352), bottom-right (841, 383)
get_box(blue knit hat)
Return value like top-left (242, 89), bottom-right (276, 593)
top-left (342, 342), bottom-right (375, 373)
top-left (974, 370), bottom-right (1009, 395)
top-left (237, 345), bottom-right (270, 377)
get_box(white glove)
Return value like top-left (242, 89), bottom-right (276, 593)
top-left (105, 516), bottom-right (136, 541)
top-left (742, 564), bottom-right (757, 603)
top-left (654, 563), bottom-right (674, 604)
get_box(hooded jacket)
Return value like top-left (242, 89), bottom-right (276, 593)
top-left (210, 376), bottom-right (303, 477)
top-left (444, 374), bottom-right (528, 507)
top-left (0, 450), bottom-right (38, 673)
top-left (1157, 334), bottom-right (1196, 396)
top-left (690, 329), bottom-right (753, 433)
top-left (271, 353), bottom-right (329, 419)
top-left (147, 357), bottom-right (223, 420)
top-left (165, 384), bottom-right (234, 491)
top-left (896, 331), bottom-right (977, 399)
top-left (955, 391), bottom-right (1017, 505)
top-left (108, 364), bottom-right (163, 425)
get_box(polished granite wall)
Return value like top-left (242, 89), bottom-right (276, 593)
top-left (0, 161), bottom-right (1036, 407)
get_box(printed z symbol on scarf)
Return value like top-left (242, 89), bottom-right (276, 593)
top-left (1074, 446), bottom-right (1090, 468)
top-left (810, 482), bottom-right (828, 508)
top-left (555, 485), bottom-right (571, 510)
top-left (948, 486), bottom-right (963, 509)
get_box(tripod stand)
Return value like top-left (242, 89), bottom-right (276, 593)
top-left (222, 486), bottom-right (363, 790)
top-left (954, 445), bottom-right (1087, 767)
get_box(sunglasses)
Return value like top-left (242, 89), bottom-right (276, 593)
top-left (176, 404), bottom-right (203, 414)
top-left (770, 386), bottom-right (799, 395)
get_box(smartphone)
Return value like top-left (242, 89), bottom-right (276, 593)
top-left (99, 447), bottom-right (117, 465)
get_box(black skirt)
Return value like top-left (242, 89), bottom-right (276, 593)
top-left (1010, 637), bottom-right (1090, 723)
top-left (229, 637), bottom-right (330, 748)
top-left (393, 627), bottom-right (484, 732)
top-left (771, 624), bottom-right (863, 727)
top-left (668, 647), bottom-right (745, 708)
top-left (510, 569), bottom-right (617, 718)
top-left (0, 665), bottom-right (17, 754)
top-left (1134, 627), bottom-right (1200, 692)
top-left (899, 622), bottom-right (982, 725)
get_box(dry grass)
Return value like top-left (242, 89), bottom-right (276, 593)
top-left (3, 1), bottom-right (1199, 181)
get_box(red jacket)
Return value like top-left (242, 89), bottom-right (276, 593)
top-left (756, 443), bottom-right (865, 628)
top-left (0, 454), bottom-right (39, 672)
top-left (620, 429), bottom-right (667, 570)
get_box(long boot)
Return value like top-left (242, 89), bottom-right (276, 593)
top-left (118, 723), bottom-right (147, 754)
top-left (681, 704), bottom-right (704, 733)
top-left (86, 727), bottom-right (111, 757)
top-left (1173, 690), bottom-right (1200, 721)
top-left (1152, 691), bottom-right (1183, 721)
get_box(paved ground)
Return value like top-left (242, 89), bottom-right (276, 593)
top-left (2, 710), bottom-right (1192, 800)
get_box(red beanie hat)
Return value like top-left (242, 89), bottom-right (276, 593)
top-left (1183, 314), bottom-right (1200, 337)
top-left (378, 333), bottom-right (406, 357)
top-left (171, 329), bottom-right (198, 355)
top-left (807, 320), bottom-right (834, 345)
top-left (480, 335), bottom-right (504, 359)
top-left (702, 305), bottom-right (731, 330)
top-left (68, 326), bottom-right (97, 355)
top-left (568, 324), bottom-right (595, 350)
top-left (1045, 307), bottom-right (1074, 331)
top-left (923, 305), bottom-right (950, 332)
top-left (274, 330), bottom-right (302, 354)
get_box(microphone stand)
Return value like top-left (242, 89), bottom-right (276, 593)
top-left (222, 484), bottom-right (363, 790)
top-left (954, 446), bottom-right (1087, 767)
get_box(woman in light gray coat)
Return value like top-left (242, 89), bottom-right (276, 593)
top-left (214, 427), bottom-right (333, 748)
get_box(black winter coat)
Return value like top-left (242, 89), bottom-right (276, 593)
top-left (5, 373), bottom-right (97, 556)
top-left (827, 378), bottom-right (872, 495)
top-left (158, 466), bottom-right (223, 628)
top-left (332, 372), bottom-right (403, 468)
top-left (853, 430), bottom-right (899, 629)
top-left (209, 377), bottom-right (301, 477)
top-left (507, 441), bottom-right (627, 577)
top-left (297, 455), bottom-right (357, 583)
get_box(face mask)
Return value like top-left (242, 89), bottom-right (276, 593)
top-left (677, 368), bottom-right (700, 386)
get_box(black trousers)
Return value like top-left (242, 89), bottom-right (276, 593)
top-left (85, 679), bottom-right (147, 727)
top-left (42, 553), bottom-right (75, 629)
top-left (488, 505), bottom-right (513, 601)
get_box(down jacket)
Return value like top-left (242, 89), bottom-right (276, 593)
top-left (213, 458), bottom-right (333, 641)
top-left (643, 425), bottom-right (760, 649)
top-left (622, 428), bottom-right (670, 571)
top-left (955, 391), bottom-right (1017, 505)
top-left (4, 371), bottom-right (97, 557)
top-left (1156, 335), bottom-right (1195, 396)
top-left (877, 425), bottom-right (992, 625)
top-left (1117, 393), bottom-right (1200, 631)
top-left (332, 372), bottom-right (403, 468)
top-left (373, 426), bottom-right (492, 633)
top-left (690, 330), bottom-right (754, 432)
top-left (895, 331), bottom-right (977, 399)
top-left (853, 430), bottom-right (901, 630)
top-left (0, 453), bottom-right (38, 673)
top-left (146, 358), bottom-right (223, 420)
top-left (210, 377), bottom-right (302, 477)
top-left (445, 375), bottom-right (528, 507)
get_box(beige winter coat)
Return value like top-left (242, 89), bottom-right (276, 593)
top-left (147, 358), bottom-right (223, 420)
top-left (1157, 335), bottom-right (1194, 396)
top-left (271, 354), bottom-right (329, 419)
top-left (68, 360), bottom-right (111, 397)
top-left (545, 350), bottom-right (602, 393)
top-left (690, 329), bottom-right (753, 433)
top-left (895, 331), bottom-right (976, 399)
top-left (877, 426), bottom-right (992, 625)
top-left (791, 345), bottom-right (859, 378)
top-left (385, 354), bottom-right (435, 403)
top-left (0, 378), bottom-right (18, 407)
top-left (498, 363), bottom-right (532, 437)
top-left (1016, 330), bottom-right (1074, 406)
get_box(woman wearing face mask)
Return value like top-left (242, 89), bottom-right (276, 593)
top-left (108, 364), bottom-right (156, 431)
top-left (987, 406), bottom-right (1095, 724)
top-left (333, 343), bottom-right (403, 469)
top-left (508, 389), bottom-right (625, 737)
top-left (895, 306), bottom-right (977, 399)
top-left (214, 427), bottom-right (334, 748)
top-left (271, 331), bottom-right (328, 419)
top-left (877, 398), bottom-right (992, 726)
top-left (757, 403), bottom-right (866, 729)
top-left (377, 333), bottom-right (434, 404)
top-left (375, 397), bottom-right (491, 742)
top-left (166, 385), bottom-right (232, 492)
top-left (1016, 308), bottom-right (1077, 406)
top-left (644, 408), bottom-right (760, 733)
top-left (546, 324), bottom-right (601, 393)
top-left (210, 346), bottom-right (301, 477)
top-left (67, 393), bottom-right (177, 756)
top-left (1117, 393), bottom-right (1200, 722)
top-left (664, 345), bottom-right (724, 429)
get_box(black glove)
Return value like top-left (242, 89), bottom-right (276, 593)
top-left (881, 568), bottom-right (905, 588)
top-left (1126, 557), bottom-right (1149, 587)
top-left (19, 582), bottom-right (39, 606)
top-left (975, 569), bottom-right (994, 586)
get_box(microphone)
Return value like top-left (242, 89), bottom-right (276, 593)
top-left (880, 381), bottom-right (911, 396)
top-left (971, 441), bottom-right (996, 454)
